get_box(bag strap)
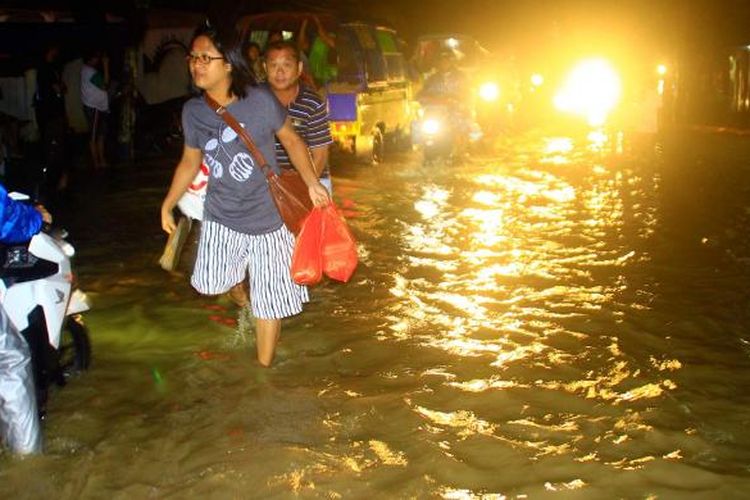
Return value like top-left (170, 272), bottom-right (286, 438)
top-left (204, 93), bottom-right (275, 179)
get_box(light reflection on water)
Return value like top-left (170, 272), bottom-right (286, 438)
top-left (380, 131), bottom-right (705, 494)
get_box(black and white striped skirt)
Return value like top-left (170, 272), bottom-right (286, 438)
top-left (191, 221), bottom-right (309, 319)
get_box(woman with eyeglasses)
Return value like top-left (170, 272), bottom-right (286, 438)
top-left (160, 21), bottom-right (329, 367)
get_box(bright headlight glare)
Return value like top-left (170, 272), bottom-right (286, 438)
top-left (479, 82), bottom-right (500, 102)
top-left (422, 119), bottom-right (441, 135)
top-left (554, 58), bottom-right (622, 127)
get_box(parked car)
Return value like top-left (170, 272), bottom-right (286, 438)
top-left (237, 12), bottom-right (416, 163)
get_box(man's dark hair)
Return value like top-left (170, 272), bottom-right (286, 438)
top-left (263, 40), bottom-right (301, 64)
top-left (190, 19), bottom-right (254, 97)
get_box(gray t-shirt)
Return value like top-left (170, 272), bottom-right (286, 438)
top-left (182, 86), bottom-right (287, 235)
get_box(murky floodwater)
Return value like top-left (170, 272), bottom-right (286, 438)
top-left (3, 130), bottom-right (750, 498)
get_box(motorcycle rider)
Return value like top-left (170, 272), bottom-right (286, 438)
top-left (418, 49), bottom-right (471, 106)
top-left (0, 182), bottom-right (51, 454)
top-left (417, 49), bottom-right (475, 151)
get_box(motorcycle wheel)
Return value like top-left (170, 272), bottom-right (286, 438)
top-left (58, 315), bottom-right (91, 378)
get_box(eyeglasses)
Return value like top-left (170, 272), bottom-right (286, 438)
top-left (186, 53), bottom-right (224, 65)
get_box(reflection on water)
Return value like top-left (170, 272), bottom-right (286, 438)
top-left (3, 131), bottom-right (750, 497)
top-left (375, 131), bottom-right (748, 496)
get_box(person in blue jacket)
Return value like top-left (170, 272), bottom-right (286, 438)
top-left (0, 182), bottom-right (51, 454)
top-left (0, 183), bottom-right (51, 242)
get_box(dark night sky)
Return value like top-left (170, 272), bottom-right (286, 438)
top-left (4, 0), bottom-right (750, 56)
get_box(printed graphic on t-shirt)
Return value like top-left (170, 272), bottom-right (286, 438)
top-left (189, 163), bottom-right (209, 193)
top-left (202, 122), bottom-right (255, 182)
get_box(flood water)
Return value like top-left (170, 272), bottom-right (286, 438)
top-left (3, 129), bottom-right (750, 498)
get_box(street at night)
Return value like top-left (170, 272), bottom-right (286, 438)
top-left (4, 1), bottom-right (750, 498)
top-left (2, 128), bottom-right (750, 497)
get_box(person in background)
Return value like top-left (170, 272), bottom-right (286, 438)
top-left (265, 30), bottom-right (284, 48)
top-left (0, 183), bottom-right (52, 455)
top-left (264, 41), bottom-right (333, 194)
top-left (160, 22), bottom-right (329, 367)
top-left (304, 15), bottom-right (337, 88)
top-left (418, 49), bottom-right (474, 150)
top-left (419, 49), bottom-right (470, 104)
top-left (80, 49), bottom-right (110, 170)
top-left (34, 43), bottom-right (69, 201)
top-left (245, 41), bottom-right (266, 83)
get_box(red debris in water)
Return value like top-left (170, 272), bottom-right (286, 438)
top-left (227, 427), bottom-right (245, 438)
top-left (203, 304), bottom-right (228, 311)
top-left (197, 350), bottom-right (232, 361)
top-left (208, 315), bottom-right (238, 327)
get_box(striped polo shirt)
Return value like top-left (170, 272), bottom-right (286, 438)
top-left (272, 84), bottom-right (333, 179)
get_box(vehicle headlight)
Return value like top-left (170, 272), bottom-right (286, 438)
top-left (422, 118), bottom-right (441, 135)
top-left (60, 241), bottom-right (75, 258)
top-left (479, 82), bottom-right (500, 102)
top-left (553, 58), bottom-right (621, 127)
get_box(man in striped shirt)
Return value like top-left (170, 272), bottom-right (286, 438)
top-left (264, 41), bottom-right (333, 193)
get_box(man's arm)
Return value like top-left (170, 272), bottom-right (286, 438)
top-left (298, 18), bottom-right (309, 52)
top-left (314, 15), bottom-right (335, 48)
top-left (310, 146), bottom-right (329, 177)
top-left (304, 98), bottom-right (334, 177)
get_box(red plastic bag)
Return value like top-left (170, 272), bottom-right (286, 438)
top-left (291, 207), bottom-right (324, 285)
top-left (321, 204), bottom-right (358, 282)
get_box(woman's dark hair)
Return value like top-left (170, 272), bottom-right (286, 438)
top-left (190, 19), bottom-right (255, 98)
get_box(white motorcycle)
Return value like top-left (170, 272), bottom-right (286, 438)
top-left (0, 194), bottom-right (91, 415)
